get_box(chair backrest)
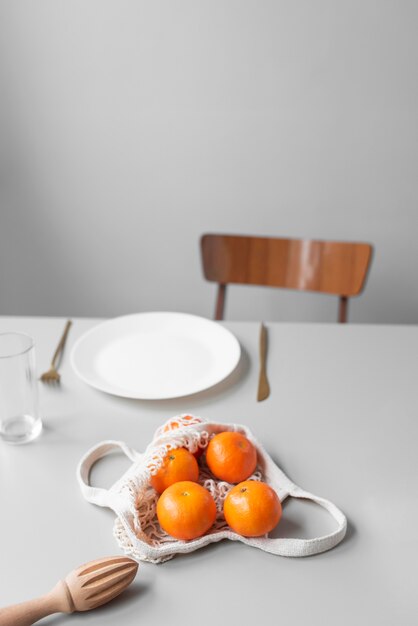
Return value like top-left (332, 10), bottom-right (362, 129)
top-left (200, 234), bottom-right (373, 322)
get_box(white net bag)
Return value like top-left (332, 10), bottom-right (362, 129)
top-left (77, 415), bottom-right (347, 563)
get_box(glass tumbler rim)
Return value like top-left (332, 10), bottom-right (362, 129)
top-left (0, 332), bottom-right (35, 359)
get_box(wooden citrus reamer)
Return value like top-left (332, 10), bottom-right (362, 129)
top-left (0, 556), bottom-right (138, 626)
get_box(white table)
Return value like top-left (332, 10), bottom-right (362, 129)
top-left (0, 317), bottom-right (417, 624)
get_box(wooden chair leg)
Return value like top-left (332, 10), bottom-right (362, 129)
top-left (215, 284), bottom-right (226, 320)
top-left (338, 296), bottom-right (348, 323)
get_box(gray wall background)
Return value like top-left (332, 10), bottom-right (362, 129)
top-left (1, 1), bottom-right (417, 323)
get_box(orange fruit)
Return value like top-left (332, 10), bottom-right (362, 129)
top-left (206, 432), bottom-right (257, 483)
top-left (150, 448), bottom-right (199, 494)
top-left (157, 481), bottom-right (217, 540)
top-left (223, 480), bottom-right (282, 537)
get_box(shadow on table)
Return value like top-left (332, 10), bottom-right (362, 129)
top-left (265, 453), bottom-right (357, 549)
top-left (39, 349), bottom-right (251, 439)
top-left (269, 497), bottom-right (358, 552)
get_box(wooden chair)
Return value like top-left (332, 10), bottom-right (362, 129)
top-left (200, 234), bottom-right (373, 323)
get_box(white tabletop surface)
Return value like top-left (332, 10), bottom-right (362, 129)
top-left (0, 316), bottom-right (417, 625)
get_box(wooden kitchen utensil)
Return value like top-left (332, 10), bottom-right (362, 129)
top-left (0, 555), bottom-right (138, 626)
top-left (257, 323), bottom-right (270, 402)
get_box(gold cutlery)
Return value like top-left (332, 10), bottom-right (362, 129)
top-left (257, 323), bottom-right (270, 402)
top-left (40, 320), bottom-right (72, 384)
top-left (0, 555), bottom-right (138, 626)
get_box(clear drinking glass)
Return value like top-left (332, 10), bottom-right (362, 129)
top-left (0, 333), bottom-right (42, 444)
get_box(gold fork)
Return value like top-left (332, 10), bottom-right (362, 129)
top-left (40, 320), bottom-right (72, 384)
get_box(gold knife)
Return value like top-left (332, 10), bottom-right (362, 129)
top-left (257, 323), bottom-right (270, 401)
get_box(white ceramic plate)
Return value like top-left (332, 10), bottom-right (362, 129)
top-left (70, 312), bottom-right (241, 399)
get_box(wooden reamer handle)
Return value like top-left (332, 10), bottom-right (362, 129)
top-left (0, 580), bottom-right (74, 626)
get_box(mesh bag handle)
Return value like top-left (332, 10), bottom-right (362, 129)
top-left (77, 440), bottom-right (142, 512)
